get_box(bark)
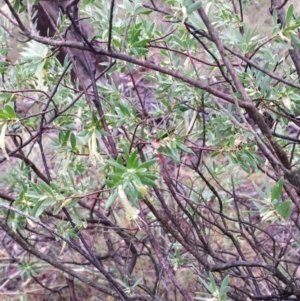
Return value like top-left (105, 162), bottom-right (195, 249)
top-left (34, 0), bottom-right (108, 89)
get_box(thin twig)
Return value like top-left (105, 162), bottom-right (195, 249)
top-left (108, 0), bottom-right (115, 51)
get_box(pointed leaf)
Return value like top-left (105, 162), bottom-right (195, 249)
top-left (50, 182), bottom-right (61, 194)
top-left (107, 159), bottom-right (127, 172)
top-left (38, 180), bottom-right (54, 196)
top-left (253, 182), bottom-right (266, 199)
top-left (105, 189), bottom-right (118, 209)
top-left (137, 159), bottom-right (157, 170)
top-left (4, 104), bottom-right (16, 119)
top-left (209, 272), bottom-right (217, 292)
top-left (278, 200), bottom-right (292, 220)
top-left (265, 176), bottom-right (271, 198)
top-left (271, 177), bottom-right (284, 201)
top-left (187, 0), bottom-right (202, 14)
top-left (285, 4), bottom-right (294, 26)
top-left (139, 176), bottom-right (157, 187)
top-left (70, 132), bottom-right (76, 150)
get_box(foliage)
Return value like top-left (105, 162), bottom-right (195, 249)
top-left (0, 0), bottom-right (300, 300)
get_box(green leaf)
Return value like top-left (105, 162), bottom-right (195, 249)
top-left (211, 151), bottom-right (221, 157)
top-left (220, 275), bottom-right (230, 296)
top-left (128, 150), bottom-right (138, 169)
top-left (106, 179), bottom-right (117, 188)
top-left (0, 111), bottom-right (9, 120)
top-left (252, 182), bottom-right (266, 200)
top-left (38, 180), bottom-right (54, 196)
top-left (134, 6), bottom-right (152, 15)
top-left (30, 181), bottom-right (43, 194)
top-left (19, 4), bottom-right (27, 13)
top-left (163, 143), bottom-right (180, 163)
top-left (283, 23), bottom-right (300, 32)
top-left (132, 277), bottom-right (143, 289)
top-left (138, 172), bottom-right (158, 180)
top-left (41, 198), bottom-right (57, 207)
top-left (0, 93), bottom-right (13, 101)
top-left (50, 182), bottom-right (61, 194)
top-left (285, 4), bottom-right (294, 26)
top-left (32, 201), bottom-right (46, 218)
top-left (124, 147), bottom-right (131, 166)
top-left (282, 97), bottom-right (292, 110)
top-left (125, 182), bottom-right (138, 204)
top-left (228, 153), bottom-right (237, 164)
top-left (176, 141), bottom-right (193, 154)
top-left (105, 189), bottom-right (118, 209)
top-left (107, 159), bottom-right (127, 172)
top-left (13, 0), bottom-right (20, 11)
top-left (236, 154), bottom-right (250, 173)
top-left (139, 176), bottom-right (157, 187)
top-left (25, 193), bottom-right (42, 199)
top-left (277, 200), bottom-right (292, 220)
top-left (0, 49), bottom-right (11, 56)
top-left (59, 131), bottom-right (64, 145)
top-left (123, 0), bottom-right (133, 11)
top-left (117, 155), bottom-right (124, 165)
top-left (199, 277), bottom-right (213, 294)
top-left (70, 132), bottom-right (76, 150)
top-left (132, 174), bottom-right (143, 187)
top-left (137, 159), bottom-right (157, 170)
top-left (53, 204), bottom-right (63, 215)
top-left (21, 40), bottom-right (49, 60)
top-left (106, 172), bottom-right (124, 182)
top-left (291, 34), bottom-right (300, 47)
top-left (209, 272), bottom-right (217, 292)
top-left (187, 0), bottom-right (202, 14)
top-left (265, 176), bottom-right (271, 198)
top-left (271, 177), bottom-right (284, 201)
top-left (63, 130), bottom-right (71, 147)
top-left (131, 29), bottom-right (142, 44)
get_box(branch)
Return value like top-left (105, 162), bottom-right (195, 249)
top-left (0, 218), bottom-right (117, 296)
